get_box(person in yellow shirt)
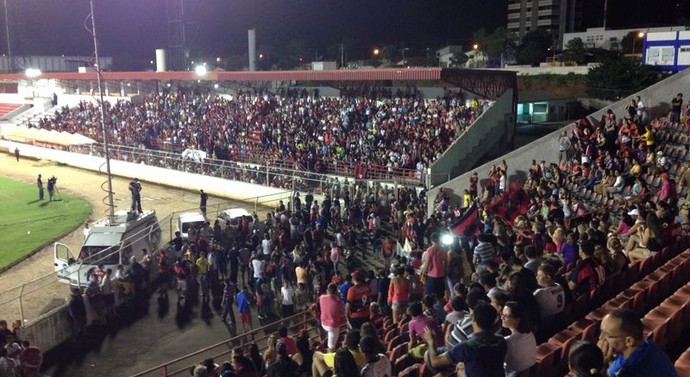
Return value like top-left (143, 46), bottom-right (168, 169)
top-left (196, 252), bottom-right (210, 299)
top-left (641, 128), bottom-right (654, 148)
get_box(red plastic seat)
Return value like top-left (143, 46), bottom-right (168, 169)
top-left (581, 321), bottom-right (600, 343)
top-left (388, 342), bottom-right (408, 362)
top-left (393, 353), bottom-right (416, 376)
top-left (387, 334), bottom-right (406, 352)
top-left (398, 363), bottom-right (423, 377)
top-left (535, 343), bottom-right (561, 377)
top-left (385, 327), bottom-right (400, 342)
top-left (548, 329), bottom-right (579, 346)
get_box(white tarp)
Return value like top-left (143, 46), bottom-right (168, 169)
top-left (181, 148), bottom-right (207, 163)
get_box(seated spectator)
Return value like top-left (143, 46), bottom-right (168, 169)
top-left (504, 272), bottom-right (541, 331)
top-left (627, 212), bottom-right (665, 262)
top-left (360, 323), bottom-right (386, 356)
top-left (444, 296), bottom-right (467, 335)
top-left (501, 301), bottom-right (537, 377)
top-left (568, 240), bottom-right (600, 297)
top-left (597, 309), bottom-right (678, 377)
top-left (333, 348), bottom-right (361, 377)
top-left (263, 335), bottom-right (278, 370)
top-left (424, 302), bottom-right (507, 376)
top-left (267, 342), bottom-right (299, 377)
top-left (312, 330), bottom-right (365, 377)
top-left (359, 336), bottom-right (392, 377)
top-left (568, 341), bottom-right (606, 377)
top-left (533, 263), bottom-right (566, 319)
top-left (277, 326), bottom-right (297, 356)
top-left (407, 302), bottom-right (444, 358)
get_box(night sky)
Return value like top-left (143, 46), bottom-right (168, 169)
top-left (3, 0), bottom-right (690, 69)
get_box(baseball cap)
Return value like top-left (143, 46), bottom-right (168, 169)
top-left (628, 208), bottom-right (640, 216)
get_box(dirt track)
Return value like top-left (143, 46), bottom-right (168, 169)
top-left (0, 152), bottom-right (272, 321)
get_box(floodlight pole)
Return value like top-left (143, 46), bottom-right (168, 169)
top-left (2, 0), bottom-right (13, 72)
top-left (89, 0), bottom-right (116, 224)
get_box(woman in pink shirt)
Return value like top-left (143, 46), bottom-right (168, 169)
top-left (319, 283), bottom-right (346, 351)
top-left (387, 266), bottom-right (410, 324)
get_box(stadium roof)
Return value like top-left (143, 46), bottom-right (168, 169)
top-left (0, 68), bottom-right (517, 99)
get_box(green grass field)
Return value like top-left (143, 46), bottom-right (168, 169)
top-left (0, 176), bottom-right (92, 269)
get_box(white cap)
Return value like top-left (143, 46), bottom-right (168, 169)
top-left (628, 208), bottom-right (640, 216)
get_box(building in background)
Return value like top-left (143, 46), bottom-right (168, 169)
top-left (507, 0), bottom-right (582, 49)
top-left (563, 26), bottom-right (685, 51)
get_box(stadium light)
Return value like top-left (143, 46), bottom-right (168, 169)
top-left (195, 65), bottom-right (207, 76)
top-left (25, 68), bottom-right (42, 78)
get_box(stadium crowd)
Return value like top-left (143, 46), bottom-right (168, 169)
top-left (36, 88), bottom-right (490, 182)
top-left (171, 94), bottom-right (687, 377)
top-left (31, 90), bottom-right (690, 377)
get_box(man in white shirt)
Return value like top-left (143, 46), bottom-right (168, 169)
top-left (280, 280), bottom-right (296, 318)
top-left (533, 263), bottom-right (565, 318)
top-left (261, 234), bottom-right (271, 256)
top-left (251, 254), bottom-right (265, 289)
top-left (636, 95), bottom-right (645, 123)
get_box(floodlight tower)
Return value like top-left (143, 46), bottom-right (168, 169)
top-left (167, 0), bottom-right (187, 70)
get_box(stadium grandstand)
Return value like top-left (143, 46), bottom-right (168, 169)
top-left (1, 67), bottom-right (690, 377)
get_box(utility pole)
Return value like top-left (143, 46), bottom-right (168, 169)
top-left (2, 0), bottom-right (13, 72)
top-left (603, 0), bottom-right (608, 29)
top-left (340, 42), bottom-right (344, 67)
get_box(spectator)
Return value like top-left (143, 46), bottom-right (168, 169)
top-left (359, 336), bottom-right (391, 377)
top-left (236, 286), bottom-right (253, 332)
top-left (263, 335), bottom-right (278, 370)
top-left (424, 302), bottom-right (507, 376)
top-left (420, 232), bottom-right (448, 300)
top-left (597, 309), bottom-right (678, 377)
top-left (291, 332), bottom-right (313, 377)
top-left (319, 283), bottom-right (347, 351)
top-left (277, 327), bottom-right (297, 356)
top-left (501, 301), bottom-right (537, 377)
top-left (312, 330), bottom-right (365, 377)
top-left (407, 302), bottom-right (443, 356)
top-left (346, 271), bottom-right (371, 330)
top-left (568, 240), bottom-right (600, 297)
top-left (388, 266), bottom-right (410, 324)
top-left (568, 341), bottom-right (605, 377)
top-left (267, 342), bottom-right (299, 377)
top-left (533, 263), bottom-right (565, 319)
top-left (0, 348), bottom-right (17, 377)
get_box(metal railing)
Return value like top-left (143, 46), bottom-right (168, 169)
top-left (130, 309), bottom-right (318, 377)
top-left (68, 143), bottom-right (425, 187)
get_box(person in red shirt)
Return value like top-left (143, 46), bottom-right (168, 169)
top-left (346, 271), bottom-right (372, 330)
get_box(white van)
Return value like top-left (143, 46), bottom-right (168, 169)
top-left (177, 212), bottom-right (207, 240)
top-left (216, 208), bottom-right (253, 230)
top-left (54, 209), bottom-right (161, 288)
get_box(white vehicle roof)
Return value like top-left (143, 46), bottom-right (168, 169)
top-left (219, 208), bottom-right (251, 219)
top-left (179, 212), bottom-right (206, 222)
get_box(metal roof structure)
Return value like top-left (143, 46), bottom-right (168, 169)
top-left (0, 67), bottom-right (517, 100)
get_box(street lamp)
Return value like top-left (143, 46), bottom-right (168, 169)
top-left (473, 44), bottom-right (479, 50)
top-left (373, 48), bottom-right (380, 56)
top-left (632, 31), bottom-right (645, 55)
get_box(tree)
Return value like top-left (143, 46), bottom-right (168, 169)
top-left (586, 54), bottom-right (664, 100)
top-left (473, 27), bottom-right (510, 58)
top-left (620, 31), bottom-right (645, 54)
top-left (380, 44), bottom-right (402, 63)
top-left (516, 29), bottom-right (553, 66)
top-left (449, 52), bottom-right (469, 67)
top-left (563, 37), bottom-right (586, 64)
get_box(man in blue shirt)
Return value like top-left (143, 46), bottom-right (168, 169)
top-left (236, 285), bottom-right (253, 333)
top-left (339, 275), bottom-right (353, 304)
top-left (597, 309), bottom-right (677, 377)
